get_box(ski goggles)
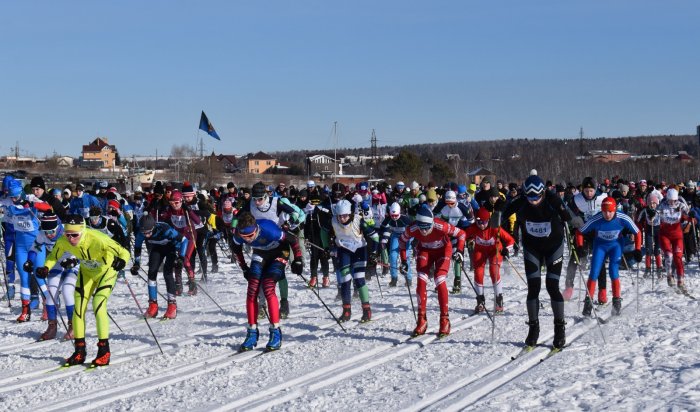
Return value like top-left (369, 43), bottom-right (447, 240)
top-left (65, 232), bottom-right (82, 239)
top-left (42, 228), bottom-right (58, 236)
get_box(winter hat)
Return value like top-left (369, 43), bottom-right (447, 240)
top-left (601, 197), bottom-right (617, 212)
top-left (444, 190), bottom-right (457, 204)
top-left (581, 177), bottom-right (597, 190)
top-left (425, 188), bottom-right (438, 202)
top-left (223, 200), bottom-right (233, 212)
top-left (620, 184), bottom-right (629, 194)
top-left (335, 199), bottom-right (352, 216)
top-left (475, 207), bottom-right (491, 223)
top-left (30, 176), bottom-right (46, 190)
top-left (508, 183), bottom-right (518, 191)
top-left (307, 180), bottom-right (316, 188)
top-left (688, 180), bottom-right (697, 189)
top-left (170, 190), bottom-right (183, 202)
top-left (410, 181), bottom-right (420, 191)
top-left (40, 211), bottom-right (59, 231)
top-left (63, 215), bottom-right (85, 233)
top-left (523, 175), bottom-right (545, 199)
top-left (415, 205), bottom-right (434, 229)
top-left (154, 182), bottom-right (165, 195)
top-left (529, 169), bottom-right (538, 176)
top-left (457, 185), bottom-right (467, 195)
top-left (389, 202), bottom-right (401, 218)
top-left (182, 183), bottom-right (195, 195)
top-left (140, 215), bottom-right (156, 232)
top-left (468, 184), bottom-right (477, 194)
top-left (107, 200), bottom-right (121, 210)
top-left (489, 187), bottom-right (500, 197)
top-left (666, 188), bottom-right (679, 201)
top-left (7, 179), bottom-right (23, 197)
top-left (227, 182), bottom-right (235, 189)
top-left (555, 184), bottom-right (566, 193)
top-left (395, 181), bottom-right (405, 189)
top-left (89, 206), bottom-right (102, 217)
top-left (76, 183), bottom-right (85, 191)
top-left (63, 188), bottom-right (72, 196)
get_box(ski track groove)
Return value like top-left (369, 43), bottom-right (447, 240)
top-left (412, 296), bottom-right (638, 411)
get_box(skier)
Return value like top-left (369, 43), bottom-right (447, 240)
top-left (433, 190), bottom-right (474, 294)
top-left (182, 184), bottom-right (213, 278)
top-left (379, 202), bottom-right (413, 287)
top-left (502, 175), bottom-right (572, 349)
top-left (159, 190), bottom-right (200, 296)
top-left (462, 207), bottom-right (515, 313)
top-left (232, 212), bottom-right (303, 352)
top-left (399, 204), bottom-right (466, 338)
top-left (37, 214), bottom-right (130, 367)
top-left (578, 197), bottom-right (642, 316)
top-left (25, 211), bottom-right (79, 340)
top-left (131, 215), bottom-right (189, 319)
top-left (248, 182), bottom-right (305, 318)
top-left (635, 192), bottom-right (663, 276)
top-left (87, 205), bottom-right (129, 250)
top-left (657, 188), bottom-right (693, 291)
top-left (564, 177), bottom-right (609, 303)
top-left (68, 183), bottom-right (102, 218)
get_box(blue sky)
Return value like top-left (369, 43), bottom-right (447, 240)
top-left (1, 1), bottom-right (698, 158)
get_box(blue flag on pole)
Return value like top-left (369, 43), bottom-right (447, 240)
top-left (199, 111), bottom-right (220, 140)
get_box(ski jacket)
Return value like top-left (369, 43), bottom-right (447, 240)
top-left (398, 217), bottom-right (465, 261)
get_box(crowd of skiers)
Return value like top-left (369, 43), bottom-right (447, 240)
top-left (1, 171), bottom-right (696, 366)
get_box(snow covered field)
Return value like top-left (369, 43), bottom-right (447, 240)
top-left (0, 249), bottom-right (698, 411)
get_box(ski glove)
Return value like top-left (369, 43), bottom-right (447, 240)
top-left (291, 257), bottom-right (304, 276)
top-left (61, 257), bottom-right (79, 270)
top-left (452, 251), bottom-right (464, 264)
top-left (130, 264), bottom-right (140, 276)
top-left (501, 248), bottom-right (509, 259)
top-left (575, 246), bottom-right (586, 260)
top-left (400, 260), bottom-right (409, 274)
top-left (23, 260), bottom-right (33, 274)
top-left (35, 266), bottom-right (49, 279)
top-left (647, 208), bottom-right (656, 218)
top-left (112, 257), bottom-right (127, 271)
top-left (368, 251), bottom-right (378, 266)
top-left (633, 249), bottom-right (643, 262)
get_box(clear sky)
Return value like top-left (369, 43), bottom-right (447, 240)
top-left (1, 1), bottom-right (698, 159)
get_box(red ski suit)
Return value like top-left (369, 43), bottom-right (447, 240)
top-left (463, 225), bottom-right (515, 295)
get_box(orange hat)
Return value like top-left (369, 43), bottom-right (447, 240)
top-left (108, 200), bottom-right (121, 210)
top-left (601, 197), bottom-right (616, 212)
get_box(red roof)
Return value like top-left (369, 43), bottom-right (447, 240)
top-left (82, 137), bottom-right (115, 153)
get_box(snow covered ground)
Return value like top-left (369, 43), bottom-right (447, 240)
top-left (0, 248), bottom-right (698, 411)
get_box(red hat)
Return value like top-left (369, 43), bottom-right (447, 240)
top-left (223, 200), bottom-right (233, 212)
top-left (475, 207), bottom-right (490, 223)
top-left (107, 187), bottom-right (118, 194)
top-left (170, 190), bottom-right (183, 202)
top-left (601, 197), bottom-right (616, 212)
top-left (108, 200), bottom-right (121, 210)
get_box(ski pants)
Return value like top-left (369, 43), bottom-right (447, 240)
top-left (523, 242), bottom-right (565, 322)
top-left (190, 227), bottom-right (208, 275)
top-left (147, 244), bottom-right (178, 301)
top-left (644, 226), bottom-right (661, 269)
top-left (74, 266), bottom-right (117, 340)
top-left (566, 239), bottom-right (606, 291)
top-left (43, 265), bottom-right (78, 321)
top-left (246, 248), bottom-right (286, 326)
top-left (15, 234), bottom-right (44, 301)
top-left (388, 234), bottom-right (412, 281)
top-left (472, 245), bottom-right (502, 296)
top-left (336, 246), bottom-right (369, 305)
top-left (588, 240), bottom-right (622, 282)
top-left (660, 230), bottom-right (684, 278)
top-left (2, 222), bottom-right (15, 282)
top-left (415, 247), bottom-right (451, 316)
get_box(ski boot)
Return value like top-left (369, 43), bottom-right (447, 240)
top-left (39, 320), bottom-right (58, 341)
top-left (360, 303), bottom-right (372, 323)
top-left (438, 314), bottom-right (450, 338)
top-left (308, 276), bottom-right (318, 288)
top-left (339, 304), bottom-right (351, 322)
top-left (582, 296), bottom-right (593, 317)
top-left (495, 294), bottom-right (504, 314)
top-left (91, 339), bottom-right (110, 367)
top-left (162, 300), bottom-right (177, 319)
top-left (211, 263), bottom-right (219, 274)
top-left (667, 276), bottom-right (675, 287)
top-left (388, 278), bottom-right (398, 287)
top-left (474, 295), bottom-right (486, 314)
top-left (64, 338), bottom-right (87, 366)
top-left (266, 327), bottom-right (282, 352)
top-left (16, 300), bottom-right (31, 323)
top-left (611, 297), bottom-right (622, 316)
top-left (643, 267), bottom-right (651, 278)
top-left (280, 298), bottom-right (290, 320)
top-left (597, 289), bottom-right (607, 305)
top-left (412, 311), bottom-right (428, 337)
top-left (451, 278), bottom-right (461, 294)
top-left (562, 287), bottom-right (574, 301)
top-left (63, 321), bottom-right (74, 341)
top-left (525, 320), bottom-right (540, 347)
top-left (239, 327), bottom-right (259, 352)
top-left (187, 278), bottom-right (198, 296)
top-left (553, 319), bottom-right (566, 349)
top-left (321, 276), bottom-right (330, 288)
top-left (145, 300), bottom-right (158, 318)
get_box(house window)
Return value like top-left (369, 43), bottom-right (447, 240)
top-left (255, 161), bottom-right (259, 165)
top-left (266, 161), bottom-right (271, 165)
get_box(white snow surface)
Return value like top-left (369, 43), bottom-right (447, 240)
top-left (1, 250), bottom-right (699, 411)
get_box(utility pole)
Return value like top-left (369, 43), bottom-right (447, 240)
top-left (333, 121), bottom-right (338, 182)
top-left (579, 127), bottom-right (584, 157)
top-left (371, 129), bottom-right (378, 165)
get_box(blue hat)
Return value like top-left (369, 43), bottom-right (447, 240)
top-left (523, 175), bottom-right (545, 199)
top-left (415, 204), bottom-right (434, 229)
top-left (8, 179), bottom-right (23, 197)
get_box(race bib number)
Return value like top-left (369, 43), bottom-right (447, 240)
top-left (475, 236), bottom-right (495, 247)
top-left (81, 260), bottom-right (101, 270)
top-left (337, 237), bottom-right (363, 253)
top-left (598, 230), bottom-right (620, 241)
top-left (14, 217), bottom-right (34, 232)
top-left (170, 215), bottom-right (186, 229)
top-left (525, 221), bottom-right (552, 238)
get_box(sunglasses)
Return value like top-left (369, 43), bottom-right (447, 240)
top-left (476, 219), bottom-right (489, 225)
top-left (43, 228), bottom-right (58, 236)
top-left (65, 232), bottom-right (81, 239)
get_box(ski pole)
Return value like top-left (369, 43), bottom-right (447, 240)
top-left (32, 268), bottom-right (69, 334)
top-left (370, 253), bottom-right (384, 301)
top-left (121, 275), bottom-right (164, 354)
top-left (296, 271), bottom-right (347, 333)
top-left (460, 261), bottom-right (494, 325)
top-left (397, 262), bottom-right (417, 322)
top-left (0, 255), bottom-right (12, 308)
top-left (107, 311), bottom-right (123, 333)
top-left (194, 279), bottom-right (225, 312)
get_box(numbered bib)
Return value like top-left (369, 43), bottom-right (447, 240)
top-left (525, 221), bottom-right (551, 238)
